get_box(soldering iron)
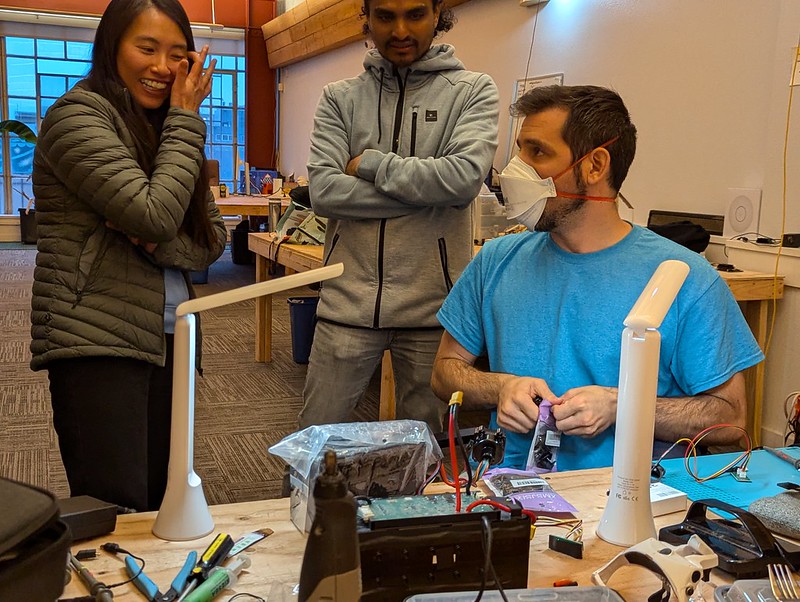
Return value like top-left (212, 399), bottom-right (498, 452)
top-left (298, 450), bottom-right (361, 601)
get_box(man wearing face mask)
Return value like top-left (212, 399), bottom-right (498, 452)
top-left (299, 0), bottom-right (499, 432)
top-left (431, 85), bottom-right (763, 470)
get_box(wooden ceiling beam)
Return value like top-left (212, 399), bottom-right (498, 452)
top-left (262, 0), bottom-right (471, 69)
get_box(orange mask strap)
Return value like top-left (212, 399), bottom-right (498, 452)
top-left (553, 136), bottom-right (620, 202)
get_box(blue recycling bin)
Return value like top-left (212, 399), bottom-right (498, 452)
top-left (288, 296), bottom-right (319, 364)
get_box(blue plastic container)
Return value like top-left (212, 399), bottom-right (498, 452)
top-left (288, 296), bottom-right (319, 364)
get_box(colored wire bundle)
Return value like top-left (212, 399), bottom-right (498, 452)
top-left (416, 459), bottom-right (442, 495)
top-left (785, 390), bottom-right (800, 446)
top-left (682, 424), bottom-right (752, 482)
top-left (535, 516), bottom-right (583, 542)
top-left (440, 393), bottom-right (464, 511)
top-left (439, 391), bottom-right (474, 512)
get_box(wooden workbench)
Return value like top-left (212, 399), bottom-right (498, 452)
top-left (215, 194), bottom-right (290, 217)
top-left (247, 233), bottom-right (784, 443)
top-left (59, 466), bottom-right (729, 600)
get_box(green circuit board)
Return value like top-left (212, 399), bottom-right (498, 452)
top-left (358, 492), bottom-right (508, 529)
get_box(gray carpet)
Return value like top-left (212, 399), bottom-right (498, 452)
top-left (0, 246), bottom-right (381, 504)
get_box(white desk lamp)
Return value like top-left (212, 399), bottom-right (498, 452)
top-left (152, 263), bottom-right (344, 541)
top-left (596, 259), bottom-right (689, 547)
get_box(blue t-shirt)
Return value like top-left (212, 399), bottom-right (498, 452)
top-left (436, 226), bottom-right (763, 471)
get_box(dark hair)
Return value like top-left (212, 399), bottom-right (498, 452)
top-left (86, 0), bottom-right (216, 248)
top-left (511, 85), bottom-right (637, 193)
top-left (360, 0), bottom-right (456, 37)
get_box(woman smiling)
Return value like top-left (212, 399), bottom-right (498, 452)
top-left (30, 0), bottom-right (227, 512)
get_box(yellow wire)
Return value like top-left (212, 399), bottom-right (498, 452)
top-left (683, 425), bottom-right (751, 482)
top-left (535, 517), bottom-right (584, 541)
top-left (764, 40), bottom-right (800, 357)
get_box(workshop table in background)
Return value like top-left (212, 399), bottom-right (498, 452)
top-left (59, 466), bottom-right (733, 600)
top-left (247, 233), bottom-right (783, 441)
top-left (247, 233), bottom-right (397, 421)
top-left (215, 194), bottom-right (290, 218)
top-left (718, 269), bottom-right (783, 446)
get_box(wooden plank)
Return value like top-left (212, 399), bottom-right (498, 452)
top-left (716, 270), bottom-right (785, 302)
top-left (265, 28), bottom-right (293, 54)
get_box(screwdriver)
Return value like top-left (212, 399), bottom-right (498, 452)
top-left (177, 534), bottom-right (235, 601)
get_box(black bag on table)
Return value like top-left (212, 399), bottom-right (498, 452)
top-left (0, 477), bottom-right (72, 601)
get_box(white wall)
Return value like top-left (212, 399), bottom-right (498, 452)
top-left (276, 0), bottom-right (800, 441)
top-left (278, 0), bottom-right (800, 234)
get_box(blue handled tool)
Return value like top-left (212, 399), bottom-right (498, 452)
top-left (125, 550), bottom-right (197, 602)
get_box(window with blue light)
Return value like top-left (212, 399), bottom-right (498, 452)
top-left (1, 36), bottom-right (245, 215)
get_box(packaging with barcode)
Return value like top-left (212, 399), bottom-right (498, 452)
top-left (483, 468), bottom-right (577, 515)
top-left (525, 400), bottom-right (561, 472)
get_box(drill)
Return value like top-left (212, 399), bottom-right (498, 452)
top-left (298, 450), bottom-right (362, 602)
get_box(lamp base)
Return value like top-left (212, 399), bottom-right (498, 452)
top-left (152, 473), bottom-right (214, 541)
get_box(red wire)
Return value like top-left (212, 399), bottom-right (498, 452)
top-left (466, 499), bottom-right (510, 513)
top-left (449, 408), bottom-right (461, 512)
top-left (465, 499), bottom-right (537, 523)
top-left (438, 464), bottom-right (467, 488)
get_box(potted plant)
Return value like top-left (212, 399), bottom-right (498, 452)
top-left (0, 119), bottom-right (37, 243)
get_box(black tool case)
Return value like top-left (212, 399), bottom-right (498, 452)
top-left (0, 477), bottom-right (72, 600)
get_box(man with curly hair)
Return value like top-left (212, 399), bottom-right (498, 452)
top-left (299, 0), bottom-right (499, 431)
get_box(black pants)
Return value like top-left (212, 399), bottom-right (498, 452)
top-left (47, 337), bottom-right (174, 512)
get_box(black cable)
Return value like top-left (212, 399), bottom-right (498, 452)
top-left (229, 594), bottom-right (266, 602)
top-left (99, 542), bottom-right (145, 588)
top-left (477, 515), bottom-right (509, 602)
top-left (473, 515), bottom-right (491, 602)
top-left (453, 404), bottom-right (473, 495)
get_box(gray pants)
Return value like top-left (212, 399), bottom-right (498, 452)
top-left (299, 320), bottom-right (446, 432)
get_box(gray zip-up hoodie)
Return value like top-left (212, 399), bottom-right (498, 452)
top-left (308, 44), bottom-right (499, 329)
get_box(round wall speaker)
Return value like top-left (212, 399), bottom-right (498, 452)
top-left (723, 188), bottom-right (761, 238)
top-left (727, 195), bottom-right (753, 233)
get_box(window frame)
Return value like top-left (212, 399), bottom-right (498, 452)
top-left (0, 23), bottom-right (245, 216)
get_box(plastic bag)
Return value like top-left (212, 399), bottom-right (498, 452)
top-left (270, 420), bottom-right (443, 532)
top-left (526, 400), bottom-right (561, 472)
top-left (270, 420), bottom-right (441, 491)
top-left (275, 202), bottom-right (310, 238)
top-left (288, 212), bottom-right (326, 245)
top-left (483, 468), bottom-right (578, 515)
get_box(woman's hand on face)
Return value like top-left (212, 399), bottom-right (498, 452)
top-left (171, 45), bottom-right (216, 112)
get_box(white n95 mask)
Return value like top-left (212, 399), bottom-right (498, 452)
top-left (498, 155), bottom-right (556, 231)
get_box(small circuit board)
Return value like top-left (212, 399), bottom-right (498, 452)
top-left (357, 492), bottom-right (522, 530)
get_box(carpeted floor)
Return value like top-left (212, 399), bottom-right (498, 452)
top-left (0, 246), bottom-right (381, 504)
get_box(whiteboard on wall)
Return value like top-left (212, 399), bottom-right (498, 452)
top-left (505, 73), bottom-right (564, 165)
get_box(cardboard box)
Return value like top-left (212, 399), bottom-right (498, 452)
top-left (650, 482), bottom-right (687, 517)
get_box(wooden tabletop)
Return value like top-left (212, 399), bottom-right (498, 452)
top-left (216, 195), bottom-right (291, 217)
top-left (60, 466), bottom-right (731, 600)
top-left (246, 233), bottom-right (785, 303)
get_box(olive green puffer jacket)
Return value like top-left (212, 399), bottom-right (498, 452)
top-left (30, 82), bottom-right (227, 371)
